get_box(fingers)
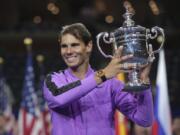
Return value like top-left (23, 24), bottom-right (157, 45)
top-left (149, 44), bottom-right (153, 53)
top-left (138, 63), bottom-right (148, 69)
top-left (120, 54), bottom-right (133, 62)
top-left (119, 63), bottom-right (137, 70)
top-left (113, 46), bottom-right (133, 63)
top-left (114, 46), bottom-right (123, 58)
top-left (148, 44), bottom-right (155, 63)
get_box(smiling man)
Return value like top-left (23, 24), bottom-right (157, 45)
top-left (43, 23), bottom-right (153, 135)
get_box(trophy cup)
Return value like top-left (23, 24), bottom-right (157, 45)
top-left (96, 6), bottom-right (165, 92)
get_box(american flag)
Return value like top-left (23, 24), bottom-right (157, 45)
top-left (0, 67), bottom-right (8, 114)
top-left (18, 51), bottom-right (42, 135)
top-left (36, 59), bottom-right (51, 135)
top-left (0, 63), bottom-right (16, 135)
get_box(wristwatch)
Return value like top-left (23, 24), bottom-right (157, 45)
top-left (96, 70), bottom-right (107, 82)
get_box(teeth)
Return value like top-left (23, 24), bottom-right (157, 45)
top-left (67, 56), bottom-right (76, 59)
top-left (66, 56), bottom-right (76, 62)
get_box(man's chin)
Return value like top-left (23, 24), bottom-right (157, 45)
top-left (66, 63), bottom-right (78, 69)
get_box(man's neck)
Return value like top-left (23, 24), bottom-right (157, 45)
top-left (70, 63), bottom-right (89, 79)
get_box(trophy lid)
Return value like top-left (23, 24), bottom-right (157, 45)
top-left (123, 4), bottom-right (135, 27)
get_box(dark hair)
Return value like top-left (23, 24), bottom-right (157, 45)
top-left (58, 23), bottom-right (92, 45)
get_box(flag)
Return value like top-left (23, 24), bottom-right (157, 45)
top-left (36, 58), bottom-right (51, 135)
top-left (115, 73), bottom-right (129, 135)
top-left (18, 51), bottom-right (42, 135)
top-left (152, 49), bottom-right (172, 135)
top-left (0, 64), bottom-right (8, 115)
top-left (0, 61), bottom-right (16, 135)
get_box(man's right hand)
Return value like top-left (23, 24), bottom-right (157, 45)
top-left (103, 46), bottom-right (134, 79)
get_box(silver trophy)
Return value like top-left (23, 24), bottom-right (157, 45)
top-left (96, 6), bottom-right (165, 92)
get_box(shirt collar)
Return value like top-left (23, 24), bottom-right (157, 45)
top-left (65, 65), bottom-right (94, 80)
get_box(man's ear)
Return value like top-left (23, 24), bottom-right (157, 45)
top-left (86, 41), bottom-right (93, 53)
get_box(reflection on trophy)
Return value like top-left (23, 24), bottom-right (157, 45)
top-left (96, 5), bottom-right (165, 92)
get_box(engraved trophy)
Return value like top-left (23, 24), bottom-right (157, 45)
top-left (96, 6), bottom-right (165, 92)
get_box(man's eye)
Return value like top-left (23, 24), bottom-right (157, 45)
top-left (61, 44), bottom-right (67, 48)
top-left (71, 43), bottom-right (80, 47)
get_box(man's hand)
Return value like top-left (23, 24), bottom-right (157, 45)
top-left (139, 63), bottom-right (152, 84)
top-left (103, 46), bottom-right (134, 79)
top-left (139, 44), bottom-right (154, 84)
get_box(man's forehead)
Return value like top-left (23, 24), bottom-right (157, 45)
top-left (61, 34), bottom-right (82, 44)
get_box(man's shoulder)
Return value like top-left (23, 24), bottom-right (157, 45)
top-left (44, 70), bottom-right (67, 96)
top-left (46, 70), bottom-right (65, 78)
top-left (45, 70), bottom-right (67, 85)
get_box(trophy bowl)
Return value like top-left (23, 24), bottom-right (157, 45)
top-left (112, 26), bottom-right (149, 65)
top-left (96, 7), bottom-right (165, 92)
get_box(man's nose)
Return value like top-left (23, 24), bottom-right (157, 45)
top-left (67, 46), bottom-right (72, 53)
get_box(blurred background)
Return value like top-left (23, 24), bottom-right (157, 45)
top-left (0, 0), bottom-right (180, 124)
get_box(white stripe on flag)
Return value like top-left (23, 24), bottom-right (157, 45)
top-left (156, 49), bottom-right (172, 135)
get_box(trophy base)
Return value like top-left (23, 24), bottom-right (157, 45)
top-left (123, 83), bottom-right (150, 92)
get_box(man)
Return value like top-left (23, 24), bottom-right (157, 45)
top-left (0, 115), bottom-right (7, 135)
top-left (43, 23), bottom-right (153, 135)
top-left (134, 124), bottom-right (152, 135)
top-left (172, 116), bottom-right (180, 135)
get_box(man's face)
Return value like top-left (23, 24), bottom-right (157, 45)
top-left (173, 118), bottom-right (180, 135)
top-left (60, 34), bottom-right (92, 68)
top-left (0, 116), bottom-right (6, 133)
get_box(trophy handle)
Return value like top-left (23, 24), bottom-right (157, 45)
top-left (147, 26), bottom-right (165, 54)
top-left (96, 32), bottom-right (114, 58)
